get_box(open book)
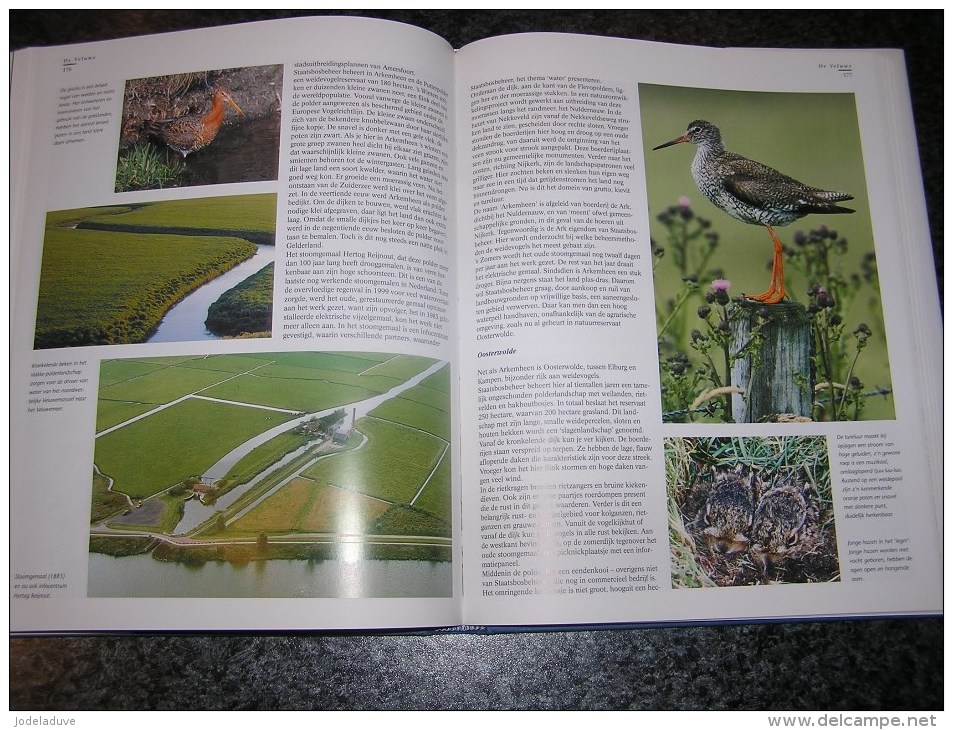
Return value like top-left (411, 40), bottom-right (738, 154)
top-left (10, 16), bottom-right (941, 633)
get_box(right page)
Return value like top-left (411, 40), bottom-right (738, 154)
top-left (455, 34), bottom-right (942, 627)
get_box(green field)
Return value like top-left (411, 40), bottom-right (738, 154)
top-left (411, 450), bottom-right (452, 523)
top-left (218, 431), bottom-right (310, 492)
top-left (173, 354), bottom-right (280, 374)
top-left (92, 351), bottom-right (451, 551)
top-left (200, 374), bottom-right (378, 413)
top-left (99, 358), bottom-right (175, 387)
top-left (47, 207), bottom-right (132, 228)
top-left (359, 354), bottom-right (441, 380)
top-left (99, 365), bottom-right (236, 409)
top-left (299, 418), bottom-right (446, 503)
top-left (370, 391), bottom-right (450, 441)
top-left (367, 361), bottom-right (451, 446)
top-left (272, 351), bottom-right (397, 373)
top-left (417, 364), bottom-right (451, 394)
top-left (229, 478), bottom-right (391, 535)
top-left (95, 398), bottom-right (296, 498)
top-left (35, 228), bottom-right (253, 348)
top-left (95, 399), bottom-right (156, 433)
top-left (250, 352), bottom-right (434, 392)
top-left (373, 504), bottom-right (451, 538)
top-left (226, 415), bottom-right (451, 538)
top-left (34, 194), bottom-right (275, 349)
top-left (96, 360), bottom-right (245, 433)
top-left (77, 194), bottom-right (277, 237)
top-left (95, 353), bottom-right (442, 427)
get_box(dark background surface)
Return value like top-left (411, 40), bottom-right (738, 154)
top-left (10, 10), bottom-right (942, 711)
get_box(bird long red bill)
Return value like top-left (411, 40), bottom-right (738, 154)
top-left (652, 133), bottom-right (690, 150)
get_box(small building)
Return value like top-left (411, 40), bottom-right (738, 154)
top-left (331, 429), bottom-right (349, 446)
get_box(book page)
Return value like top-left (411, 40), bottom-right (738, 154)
top-left (455, 34), bottom-right (942, 627)
top-left (10, 16), bottom-right (461, 633)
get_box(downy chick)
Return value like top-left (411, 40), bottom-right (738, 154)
top-left (750, 482), bottom-right (812, 575)
top-left (701, 466), bottom-right (757, 555)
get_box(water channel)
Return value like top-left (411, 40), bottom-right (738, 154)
top-left (88, 552), bottom-right (451, 598)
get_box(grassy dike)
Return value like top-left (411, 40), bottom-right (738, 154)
top-left (205, 262), bottom-right (274, 336)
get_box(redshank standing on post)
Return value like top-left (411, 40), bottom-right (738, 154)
top-left (653, 120), bottom-right (854, 304)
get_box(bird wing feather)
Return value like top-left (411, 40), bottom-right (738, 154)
top-left (724, 163), bottom-right (854, 214)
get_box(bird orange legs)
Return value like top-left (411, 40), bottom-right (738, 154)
top-left (745, 225), bottom-right (787, 304)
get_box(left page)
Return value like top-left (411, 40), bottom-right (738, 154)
top-left (10, 16), bottom-right (461, 633)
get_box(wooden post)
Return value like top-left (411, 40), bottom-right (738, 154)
top-left (729, 300), bottom-right (813, 422)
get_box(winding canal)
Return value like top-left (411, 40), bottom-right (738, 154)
top-left (147, 243), bottom-right (274, 343)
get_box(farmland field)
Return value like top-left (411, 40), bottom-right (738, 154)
top-left (300, 418), bottom-right (446, 503)
top-left (175, 354), bottom-right (279, 374)
top-left (219, 431), bottom-right (310, 490)
top-left (271, 351), bottom-right (397, 373)
top-left (360, 354), bottom-right (441, 380)
top-left (92, 352), bottom-right (451, 554)
top-left (99, 364), bottom-right (236, 409)
top-left (95, 399), bottom-right (156, 433)
top-left (95, 398), bottom-right (296, 498)
top-left (99, 358), bottom-right (173, 387)
top-left (369, 363), bottom-right (450, 427)
top-left (369, 395), bottom-right (450, 441)
top-left (76, 194), bottom-right (277, 238)
top-left (229, 479), bottom-right (391, 535)
top-left (411, 451), bottom-right (452, 523)
top-left (34, 193), bottom-right (276, 349)
top-left (200, 374), bottom-right (378, 413)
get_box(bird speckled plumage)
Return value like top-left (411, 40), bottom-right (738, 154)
top-left (700, 466), bottom-right (757, 555)
top-left (149, 87), bottom-right (245, 158)
top-left (750, 481), bottom-right (816, 575)
top-left (653, 120), bottom-right (855, 303)
top-left (666, 120), bottom-right (854, 227)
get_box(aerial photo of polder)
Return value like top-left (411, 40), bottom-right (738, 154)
top-left (88, 351), bottom-right (452, 599)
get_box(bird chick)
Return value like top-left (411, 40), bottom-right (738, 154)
top-left (750, 482), bottom-right (813, 575)
top-left (700, 466), bottom-right (757, 555)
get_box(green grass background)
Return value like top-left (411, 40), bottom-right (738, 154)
top-left (95, 398), bottom-right (297, 498)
